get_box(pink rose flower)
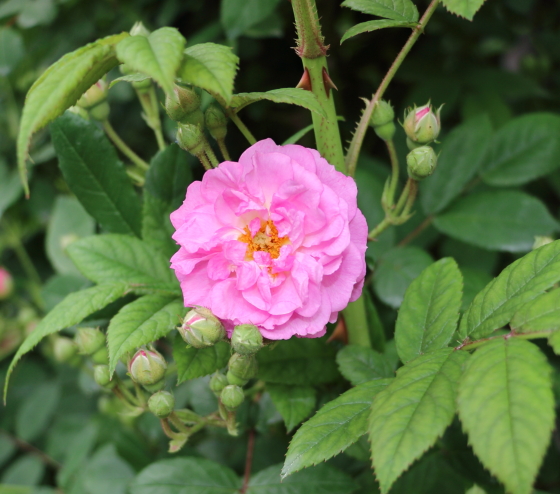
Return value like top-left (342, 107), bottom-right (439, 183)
top-left (170, 139), bottom-right (367, 340)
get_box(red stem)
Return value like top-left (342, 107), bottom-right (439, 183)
top-left (241, 429), bottom-right (256, 493)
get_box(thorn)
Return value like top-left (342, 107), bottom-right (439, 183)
top-left (296, 68), bottom-right (312, 91)
top-left (322, 67), bottom-right (338, 97)
top-left (327, 315), bottom-right (348, 344)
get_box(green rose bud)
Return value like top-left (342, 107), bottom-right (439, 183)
top-left (93, 365), bottom-right (115, 389)
top-left (406, 146), bottom-right (438, 181)
top-left (220, 385), bottom-right (244, 411)
top-left (165, 85), bottom-right (202, 124)
top-left (128, 349), bottom-right (167, 386)
top-left (231, 324), bottom-right (263, 355)
top-left (176, 123), bottom-right (206, 157)
top-left (370, 100), bottom-right (394, 127)
top-left (77, 79), bottom-right (108, 110)
top-left (226, 370), bottom-right (248, 387)
top-left (205, 104), bottom-right (228, 141)
top-left (91, 346), bottom-right (108, 365)
top-left (67, 105), bottom-right (90, 120)
top-left (374, 121), bottom-right (396, 142)
top-left (403, 102), bottom-right (442, 145)
top-left (228, 353), bottom-right (258, 381)
top-left (210, 372), bottom-right (229, 396)
top-left (52, 336), bottom-right (77, 363)
top-left (148, 390), bottom-right (175, 418)
top-left (179, 307), bottom-right (226, 348)
top-left (74, 327), bottom-right (105, 355)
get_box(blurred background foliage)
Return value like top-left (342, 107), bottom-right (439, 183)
top-left (1, 0), bottom-right (560, 493)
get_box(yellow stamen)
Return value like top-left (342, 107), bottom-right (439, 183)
top-left (238, 219), bottom-right (289, 261)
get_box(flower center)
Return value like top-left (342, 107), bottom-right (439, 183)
top-left (238, 219), bottom-right (289, 260)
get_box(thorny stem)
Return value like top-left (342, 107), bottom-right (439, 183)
top-left (199, 154), bottom-right (213, 171)
top-left (456, 330), bottom-right (557, 352)
top-left (204, 139), bottom-right (220, 167)
top-left (102, 121), bottom-right (150, 171)
top-left (345, 0), bottom-right (441, 176)
top-left (227, 110), bottom-right (257, 145)
top-left (241, 429), bottom-right (256, 494)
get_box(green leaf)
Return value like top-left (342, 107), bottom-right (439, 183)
top-left (510, 289), bottom-right (560, 333)
top-left (282, 379), bottom-right (391, 477)
top-left (458, 338), bottom-right (554, 494)
top-left (548, 331), bottom-right (560, 354)
top-left (1, 455), bottom-right (44, 487)
top-left (81, 444), bottom-right (134, 494)
top-left (369, 349), bottom-right (469, 493)
top-left (267, 384), bottom-right (316, 432)
top-left (115, 27), bottom-right (185, 95)
top-left (179, 43), bottom-right (239, 106)
top-left (433, 190), bottom-right (558, 253)
top-left (461, 267), bottom-right (492, 312)
top-left (336, 345), bottom-right (393, 385)
top-left (459, 240), bottom-right (560, 340)
top-left (373, 246), bottom-right (434, 308)
top-left (230, 88), bottom-right (326, 118)
top-left (420, 114), bottom-right (492, 215)
top-left (109, 73), bottom-right (150, 88)
top-left (173, 335), bottom-right (230, 383)
top-left (15, 381), bottom-right (60, 442)
top-left (341, 0), bottom-right (419, 21)
top-left (4, 283), bottom-right (129, 401)
top-left (257, 337), bottom-right (339, 385)
top-left (50, 112), bottom-right (142, 237)
top-left (221, 0), bottom-right (281, 40)
top-left (441, 0), bottom-right (488, 21)
top-left (395, 258), bottom-right (463, 363)
top-left (0, 27), bottom-right (24, 76)
top-left (0, 158), bottom-right (23, 219)
top-left (67, 234), bottom-right (177, 288)
top-left (480, 113), bottom-right (560, 187)
top-left (17, 33), bottom-right (128, 195)
top-left (341, 20), bottom-right (417, 44)
top-left (108, 295), bottom-right (186, 374)
top-left (130, 457), bottom-right (241, 494)
top-left (253, 464), bottom-right (357, 494)
top-left (142, 144), bottom-right (192, 259)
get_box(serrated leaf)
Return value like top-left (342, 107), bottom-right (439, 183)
top-left (130, 457), bottom-right (241, 494)
top-left (230, 88), bottom-right (326, 118)
top-left (108, 73), bottom-right (150, 88)
top-left (50, 112), bottom-right (142, 237)
top-left (257, 337), bottom-right (339, 385)
top-left (67, 234), bottom-right (177, 289)
top-left (341, 20), bottom-right (417, 43)
top-left (442, 0), bottom-right (487, 21)
top-left (395, 258), bottom-right (463, 363)
top-left (17, 33), bottom-right (128, 195)
top-left (433, 190), bottom-right (558, 253)
top-left (510, 289), bottom-right (560, 334)
top-left (267, 384), bottom-right (316, 432)
top-left (336, 345), bottom-right (393, 385)
top-left (548, 332), bottom-right (560, 354)
top-left (254, 464), bottom-right (358, 494)
top-left (115, 27), bottom-right (185, 95)
top-left (341, 0), bottom-right (419, 21)
top-left (458, 338), bottom-right (554, 494)
top-left (282, 379), bottom-right (391, 477)
top-left (108, 295), bottom-right (186, 374)
top-left (173, 334), bottom-right (230, 383)
top-left (459, 240), bottom-right (560, 340)
top-left (4, 283), bottom-right (129, 401)
top-left (179, 43), bottom-right (239, 106)
top-left (369, 348), bottom-right (469, 493)
top-left (221, 0), bottom-right (281, 40)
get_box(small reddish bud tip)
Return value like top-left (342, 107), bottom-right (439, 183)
top-left (322, 68), bottom-right (338, 97)
top-left (296, 68), bottom-right (312, 91)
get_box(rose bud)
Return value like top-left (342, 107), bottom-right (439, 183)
top-left (205, 104), bottom-right (228, 141)
top-left (52, 336), bottom-right (77, 363)
top-left (0, 267), bottom-right (14, 300)
top-left (165, 85), bottom-right (203, 125)
top-left (93, 365), bottom-right (115, 389)
top-left (77, 79), bottom-right (109, 121)
top-left (128, 349), bottom-right (167, 386)
top-left (91, 346), bottom-right (109, 365)
top-left (220, 385), bottom-right (244, 411)
top-left (179, 307), bottom-right (225, 348)
top-left (176, 123), bottom-right (206, 158)
top-left (406, 146), bottom-right (438, 181)
top-left (148, 390), bottom-right (175, 418)
top-left (369, 100), bottom-right (396, 141)
top-left (228, 353), bottom-right (258, 381)
top-left (209, 372), bottom-right (229, 396)
top-left (403, 102), bottom-right (442, 145)
top-left (226, 370), bottom-right (248, 387)
top-left (74, 327), bottom-right (105, 355)
top-left (231, 324), bottom-right (263, 355)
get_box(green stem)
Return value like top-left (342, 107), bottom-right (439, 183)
top-left (386, 139), bottom-right (400, 207)
top-left (204, 140), bottom-right (220, 167)
top-left (217, 139), bottom-right (231, 161)
top-left (126, 168), bottom-right (145, 186)
top-left (102, 121), bottom-right (150, 170)
top-left (169, 412), bottom-right (191, 434)
top-left (227, 111), bottom-right (257, 145)
top-left (343, 296), bottom-right (372, 347)
top-left (393, 178), bottom-right (412, 217)
top-left (457, 330), bottom-right (556, 352)
top-left (367, 217), bottom-right (392, 241)
top-left (199, 153), bottom-right (213, 171)
top-left (345, 0), bottom-right (441, 175)
top-left (147, 86), bottom-right (166, 150)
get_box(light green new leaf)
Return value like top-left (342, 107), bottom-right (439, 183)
top-left (130, 457), bottom-right (241, 494)
top-left (395, 258), bottom-right (463, 363)
top-left (179, 43), bottom-right (239, 106)
top-left (510, 289), bottom-right (560, 334)
top-left (17, 33), bottom-right (128, 195)
top-left (108, 295), bottom-right (186, 374)
top-left (115, 27), bottom-right (185, 95)
top-left (282, 379), bottom-right (391, 477)
top-left (173, 335), bottom-right (230, 383)
top-left (458, 339), bottom-right (554, 494)
top-left (341, 20), bottom-right (417, 44)
top-left (336, 345), bottom-right (393, 385)
top-left (442, 0), bottom-right (487, 21)
top-left (369, 349), bottom-right (469, 493)
top-left (548, 332), bottom-right (560, 354)
top-left (459, 240), bottom-right (560, 340)
top-left (253, 464), bottom-right (357, 494)
top-left (341, 0), bottom-right (419, 21)
top-left (67, 234), bottom-right (177, 289)
top-left (230, 88), bottom-right (326, 118)
top-left (4, 282), bottom-right (129, 401)
top-left (267, 384), bottom-right (316, 432)
top-left (108, 73), bottom-right (150, 88)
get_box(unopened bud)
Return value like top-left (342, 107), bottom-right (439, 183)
top-left (205, 104), bottom-right (228, 141)
top-left (406, 146), bottom-right (438, 181)
top-left (179, 307), bottom-right (225, 348)
top-left (220, 385), bottom-right (244, 411)
top-left (403, 102), bottom-right (442, 145)
top-left (130, 21), bottom-right (150, 37)
top-left (231, 324), bottom-right (263, 355)
top-left (370, 100), bottom-right (394, 127)
top-left (148, 390), bottom-right (175, 418)
top-left (0, 267), bottom-right (14, 300)
top-left (533, 236), bottom-right (554, 250)
top-left (53, 337), bottom-right (77, 363)
top-left (128, 349), bottom-right (167, 385)
top-left (165, 86), bottom-right (201, 123)
top-left (176, 123), bottom-right (206, 157)
top-left (226, 370), bottom-right (248, 387)
top-left (94, 365), bottom-right (115, 389)
top-left (77, 80), bottom-right (108, 110)
top-left (375, 121), bottom-right (396, 142)
top-left (228, 353), bottom-right (258, 381)
top-left (67, 106), bottom-right (90, 120)
top-left (75, 327), bottom-right (105, 355)
top-left (210, 372), bottom-right (229, 396)
top-left (92, 346), bottom-right (108, 365)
